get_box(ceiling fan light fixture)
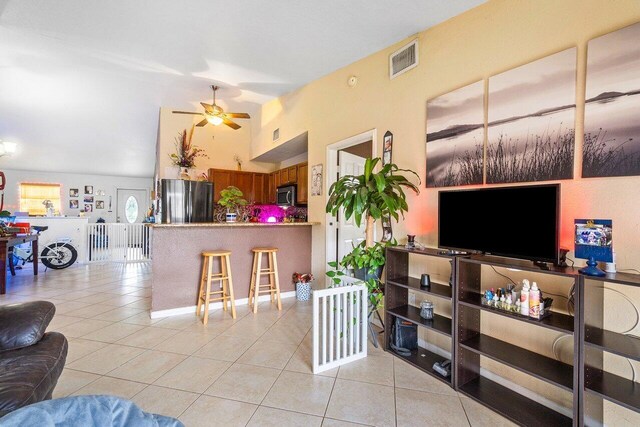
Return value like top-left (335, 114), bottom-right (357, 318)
top-left (206, 115), bottom-right (223, 126)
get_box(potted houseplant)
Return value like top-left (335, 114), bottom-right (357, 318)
top-left (325, 157), bottom-right (419, 308)
top-left (292, 272), bottom-right (314, 301)
top-left (169, 125), bottom-right (209, 178)
top-left (218, 186), bottom-right (247, 222)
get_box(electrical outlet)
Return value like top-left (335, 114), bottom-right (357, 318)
top-left (408, 292), bottom-right (416, 306)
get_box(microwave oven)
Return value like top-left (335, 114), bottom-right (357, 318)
top-left (276, 184), bottom-right (296, 207)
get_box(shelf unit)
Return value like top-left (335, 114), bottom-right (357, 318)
top-left (455, 255), bottom-right (578, 426)
top-left (384, 246), bottom-right (457, 386)
top-left (580, 273), bottom-right (640, 425)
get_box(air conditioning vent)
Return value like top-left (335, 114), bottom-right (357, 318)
top-left (273, 128), bottom-right (280, 142)
top-left (390, 40), bottom-right (418, 79)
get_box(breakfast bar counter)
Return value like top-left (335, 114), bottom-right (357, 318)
top-left (150, 222), bottom-right (316, 316)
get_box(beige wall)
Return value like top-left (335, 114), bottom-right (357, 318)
top-left (157, 107), bottom-right (275, 179)
top-left (251, 0), bottom-right (640, 421)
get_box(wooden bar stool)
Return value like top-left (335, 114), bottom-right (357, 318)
top-left (197, 250), bottom-right (236, 324)
top-left (248, 247), bottom-right (282, 313)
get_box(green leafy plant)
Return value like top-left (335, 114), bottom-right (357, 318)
top-left (326, 157), bottom-right (419, 247)
top-left (218, 186), bottom-right (248, 210)
top-left (340, 241), bottom-right (387, 276)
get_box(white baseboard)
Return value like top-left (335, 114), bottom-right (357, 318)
top-left (150, 290), bottom-right (296, 319)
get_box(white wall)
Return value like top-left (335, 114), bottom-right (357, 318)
top-left (1, 168), bottom-right (152, 222)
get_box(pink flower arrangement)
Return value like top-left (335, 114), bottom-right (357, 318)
top-left (292, 273), bottom-right (314, 284)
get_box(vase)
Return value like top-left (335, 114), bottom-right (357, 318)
top-left (225, 211), bottom-right (237, 222)
top-left (179, 168), bottom-right (191, 180)
top-left (296, 282), bottom-right (312, 301)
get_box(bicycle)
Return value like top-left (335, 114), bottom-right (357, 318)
top-left (9, 226), bottom-right (78, 271)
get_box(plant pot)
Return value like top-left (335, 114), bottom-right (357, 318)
top-left (354, 265), bottom-right (384, 281)
top-left (296, 282), bottom-right (312, 301)
top-left (225, 211), bottom-right (237, 222)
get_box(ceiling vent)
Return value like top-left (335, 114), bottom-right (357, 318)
top-left (273, 128), bottom-right (280, 142)
top-left (390, 39), bottom-right (418, 79)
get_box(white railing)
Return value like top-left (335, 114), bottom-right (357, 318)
top-left (312, 283), bottom-right (368, 373)
top-left (86, 223), bottom-right (151, 263)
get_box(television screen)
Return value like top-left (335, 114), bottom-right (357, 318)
top-left (438, 184), bottom-right (559, 263)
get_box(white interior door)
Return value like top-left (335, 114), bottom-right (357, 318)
top-left (116, 189), bottom-right (147, 223)
top-left (337, 151), bottom-right (367, 261)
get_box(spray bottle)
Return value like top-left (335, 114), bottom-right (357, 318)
top-left (520, 280), bottom-right (530, 316)
top-left (529, 282), bottom-right (541, 319)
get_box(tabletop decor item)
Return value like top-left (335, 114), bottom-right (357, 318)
top-left (292, 272), bottom-right (314, 301)
top-left (218, 186), bottom-right (247, 222)
top-left (170, 125), bottom-right (208, 169)
top-left (420, 300), bottom-right (434, 320)
top-left (575, 219), bottom-right (613, 277)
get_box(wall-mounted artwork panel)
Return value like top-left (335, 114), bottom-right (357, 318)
top-left (584, 22), bottom-right (640, 178)
top-left (487, 48), bottom-right (577, 184)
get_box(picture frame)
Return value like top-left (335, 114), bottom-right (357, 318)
top-left (84, 204), bottom-right (93, 213)
top-left (84, 196), bottom-right (94, 203)
top-left (383, 131), bottom-right (393, 165)
top-left (311, 164), bottom-right (323, 196)
top-left (84, 185), bottom-right (93, 195)
top-left (69, 200), bottom-right (79, 209)
top-left (96, 200), bottom-right (105, 210)
top-left (69, 188), bottom-right (79, 197)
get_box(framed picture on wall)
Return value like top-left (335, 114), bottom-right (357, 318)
top-left (84, 196), bottom-right (94, 203)
top-left (96, 200), bottom-right (105, 210)
top-left (84, 204), bottom-right (93, 213)
top-left (69, 200), bottom-right (79, 209)
top-left (383, 131), bottom-right (393, 165)
top-left (84, 185), bottom-right (93, 195)
top-left (311, 164), bottom-right (323, 196)
top-left (69, 188), bottom-right (79, 197)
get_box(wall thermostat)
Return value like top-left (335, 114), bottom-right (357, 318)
top-left (347, 76), bottom-right (358, 87)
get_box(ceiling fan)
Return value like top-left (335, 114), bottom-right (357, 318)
top-left (172, 86), bottom-right (250, 130)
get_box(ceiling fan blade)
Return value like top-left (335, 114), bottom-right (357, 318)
top-left (224, 112), bottom-right (251, 119)
top-left (172, 111), bottom-right (204, 115)
top-left (196, 118), bottom-right (209, 127)
top-left (222, 117), bottom-right (241, 130)
top-left (200, 102), bottom-right (214, 113)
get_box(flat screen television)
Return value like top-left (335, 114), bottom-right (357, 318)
top-left (438, 184), bottom-right (560, 263)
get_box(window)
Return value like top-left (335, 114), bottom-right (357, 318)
top-left (19, 183), bottom-right (62, 216)
top-left (125, 196), bottom-right (138, 223)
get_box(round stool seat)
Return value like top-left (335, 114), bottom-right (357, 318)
top-left (251, 247), bottom-right (278, 253)
top-left (202, 250), bottom-right (231, 256)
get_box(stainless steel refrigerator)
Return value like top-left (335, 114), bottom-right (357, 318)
top-left (161, 179), bottom-right (214, 223)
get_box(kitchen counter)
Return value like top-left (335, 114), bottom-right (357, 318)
top-left (151, 222), bottom-right (318, 228)
top-left (151, 221), bottom-right (313, 316)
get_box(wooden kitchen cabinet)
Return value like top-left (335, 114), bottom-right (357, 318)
top-left (232, 172), bottom-right (254, 202)
top-left (280, 168), bottom-right (289, 185)
top-left (208, 168), bottom-right (269, 204)
top-left (287, 166), bottom-right (297, 183)
top-left (209, 170), bottom-right (232, 202)
top-left (297, 162), bottom-right (308, 204)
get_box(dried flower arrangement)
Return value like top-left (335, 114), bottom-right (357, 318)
top-left (169, 125), bottom-right (209, 168)
top-left (292, 273), bottom-right (314, 284)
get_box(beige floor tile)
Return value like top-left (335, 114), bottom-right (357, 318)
top-left (101, 294), bottom-right (143, 307)
top-left (220, 316), bottom-right (274, 338)
top-left (262, 371), bottom-right (335, 416)
top-left (396, 388), bottom-right (470, 427)
top-left (237, 339), bottom-right (298, 369)
top-left (74, 293), bottom-right (115, 305)
top-left (154, 356), bottom-right (231, 393)
top-left (92, 306), bottom-right (144, 322)
top-left (153, 313), bottom-right (209, 330)
top-left (194, 335), bottom-right (256, 362)
top-left (322, 419), bottom-right (372, 427)
top-left (260, 321), bottom-right (310, 345)
top-left (73, 376), bottom-right (147, 399)
top-left (284, 345), bottom-right (339, 378)
top-left (153, 330), bottom-right (217, 355)
top-left (57, 318), bottom-right (114, 338)
top-left (116, 326), bottom-right (178, 348)
top-left (132, 385), bottom-right (199, 419)
top-left (82, 322), bottom-right (145, 343)
top-left (394, 358), bottom-right (457, 396)
top-left (121, 311), bottom-right (162, 326)
top-left (247, 406), bottom-right (323, 427)
top-left (123, 298), bottom-right (151, 309)
top-left (337, 354), bottom-right (394, 386)
top-left (47, 314), bottom-right (84, 330)
top-left (64, 303), bottom-right (117, 318)
top-left (68, 343), bottom-right (146, 374)
top-left (325, 379), bottom-right (396, 427)
top-left (52, 300), bottom-right (92, 314)
top-left (108, 350), bottom-right (186, 383)
top-left (460, 396), bottom-right (517, 427)
top-left (66, 338), bottom-right (109, 363)
top-left (53, 369), bottom-right (100, 398)
top-left (179, 395), bottom-right (258, 427)
top-left (205, 363), bottom-right (281, 404)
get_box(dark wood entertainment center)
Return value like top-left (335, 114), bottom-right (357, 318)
top-left (385, 245), bottom-right (640, 427)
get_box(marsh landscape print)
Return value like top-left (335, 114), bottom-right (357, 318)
top-left (584, 22), bottom-right (640, 178)
top-left (426, 81), bottom-right (484, 187)
top-left (487, 48), bottom-right (577, 184)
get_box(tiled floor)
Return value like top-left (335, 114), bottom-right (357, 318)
top-left (2, 263), bottom-right (515, 427)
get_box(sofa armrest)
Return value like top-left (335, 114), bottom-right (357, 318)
top-left (0, 301), bottom-right (56, 352)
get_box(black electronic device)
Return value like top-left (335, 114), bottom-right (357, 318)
top-left (438, 184), bottom-right (560, 264)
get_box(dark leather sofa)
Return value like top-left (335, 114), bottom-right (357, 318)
top-left (0, 301), bottom-right (68, 417)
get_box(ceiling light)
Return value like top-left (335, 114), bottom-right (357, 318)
top-left (0, 141), bottom-right (17, 157)
top-left (206, 115), bottom-right (223, 126)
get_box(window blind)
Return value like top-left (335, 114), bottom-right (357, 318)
top-left (19, 183), bottom-right (62, 216)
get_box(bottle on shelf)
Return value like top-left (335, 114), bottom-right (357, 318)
top-left (520, 280), bottom-right (530, 316)
top-left (529, 282), bottom-right (541, 319)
